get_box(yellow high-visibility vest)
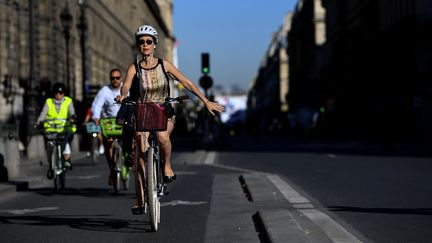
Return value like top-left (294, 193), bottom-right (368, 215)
top-left (44, 97), bottom-right (77, 133)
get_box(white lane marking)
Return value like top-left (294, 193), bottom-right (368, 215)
top-left (267, 174), bottom-right (361, 243)
top-left (203, 158), bottom-right (362, 242)
top-left (161, 200), bottom-right (207, 207)
top-left (208, 163), bottom-right (257, 173)
top-left (267, 174), bottom-right (309, 204)
top-left (300, 209), bottom-right (362, 243)
top-left (68, 175), bottom-right (101, 180)
top-left (175, 171), bottom-right (197, 175)
top-left (0, 207), bottom-right (59, 215)
top-left (203, 151), bottom-right (216, 165)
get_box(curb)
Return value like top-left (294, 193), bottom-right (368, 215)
top-left (254, 209), bottom-right (309, 243)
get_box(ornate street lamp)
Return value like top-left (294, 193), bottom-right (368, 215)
top-left (77, 0), bottom-right (88, 100)
top-left (60, 5), bottom-right (73, 96)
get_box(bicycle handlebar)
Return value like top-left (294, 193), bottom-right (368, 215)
top-left (114, 95), bottom-right (190, 105)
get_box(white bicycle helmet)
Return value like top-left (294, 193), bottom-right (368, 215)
top-left (135, 25), bottom-right (158, 43)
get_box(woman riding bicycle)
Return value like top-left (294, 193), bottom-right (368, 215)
top-left (36, 82), bottom-right (76, 179)
top-left (116, 25), bottom-right (224, 212)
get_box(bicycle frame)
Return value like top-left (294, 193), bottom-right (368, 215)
top-left (46, 137), bottom-right (66, 190)
top-left (141, 129), bottom-right (165, 231)
top-left (100, 117), bottom-right (130, 193)
top-left (119, 95), bottom-right (189, 231)
top-left (84, 121), bottom-right (100, 163)
top-left (41, 118), bottom-right (70, 191)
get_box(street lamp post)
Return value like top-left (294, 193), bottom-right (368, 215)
top-left (60, 5), bottom-right (73, 96)
top-left (77, 0), bottom-right (88, 100)
top-left (26, 0), bottom-right (38, 137)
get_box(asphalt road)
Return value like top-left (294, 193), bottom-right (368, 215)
top-left (1, 136), bottom-right (432, 242)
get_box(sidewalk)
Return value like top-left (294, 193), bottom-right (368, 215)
top-left (0, 151), bottom-right (88, 200)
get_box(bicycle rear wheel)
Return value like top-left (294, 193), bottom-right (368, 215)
top-left (91, 136), bottom-right (99, 164)
top-left (146, 146), bottom-right (160, 231)
top-left (112, 141), bottom-right (122, 193)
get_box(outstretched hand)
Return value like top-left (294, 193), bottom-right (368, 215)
top-left (205, 101), bottom-right (225, 116)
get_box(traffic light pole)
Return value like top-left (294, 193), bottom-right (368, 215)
top-left (199, 53), bottom-right (215, 145)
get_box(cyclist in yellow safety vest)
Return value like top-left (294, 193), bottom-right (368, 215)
top-left (36, 83), bottom-right (76, 179)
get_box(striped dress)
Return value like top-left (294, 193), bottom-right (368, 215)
top-left (138, 59), bottom-right (170, 102)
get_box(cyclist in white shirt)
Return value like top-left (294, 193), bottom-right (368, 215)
top-left (92, 68), bottom-right (125, 188)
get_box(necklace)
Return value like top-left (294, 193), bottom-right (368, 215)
top-left (142, 55), bottom-right (154, 68)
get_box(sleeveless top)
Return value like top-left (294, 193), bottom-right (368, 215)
top-left (138, 59), bottom-right (170, 102)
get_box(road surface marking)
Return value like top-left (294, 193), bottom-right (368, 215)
top-left (209, 163), bottom-right (261, 174)
top-left (267, 174), bottom-right (361, 243)
top-left (202, 156), bottom-right (362, 242)
top-left (299, 208), bottom-right (362, 243)
top-left (267, 175), bottom-right (309, 204)
top-left (161, 200), bottom-right (207, 207)
top-left (175, 171), bottom-right (197, 175)
top-left (0, 207), bottom-right (59, 215)
top-left (203, 151), bottom-right (216, 165)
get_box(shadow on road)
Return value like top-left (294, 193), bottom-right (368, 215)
top-left (28, 187), bottom-right (135, 199)
top-left (0, 214), bottom-right (153, 233)
top-left (172, 135), bottom-right (432, 158)
top-left (328, 205), bottom-right (432, 216)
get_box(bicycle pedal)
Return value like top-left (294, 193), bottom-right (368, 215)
top-left (160, 185), bottom-right (169, 195)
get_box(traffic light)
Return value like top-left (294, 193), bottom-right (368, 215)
top-left (201, 53), bottom-right (210, 74)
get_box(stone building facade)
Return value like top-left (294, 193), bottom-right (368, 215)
top-left (286, 0), bottom-right (326, 137)
top-left (0, 0), bottom-right (174, 167)
top-left (319, 0), bottom-right (432, 140)
top-left (247, 12), bottom-right (292, 134)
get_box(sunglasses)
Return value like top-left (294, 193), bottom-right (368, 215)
top-left (110, 76), bottom-right (121, 80)
top-left (137, 39), bottom-right (154, 46)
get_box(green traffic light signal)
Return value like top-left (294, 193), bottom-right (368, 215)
top-left (201, 53), bottom-right (210, 74)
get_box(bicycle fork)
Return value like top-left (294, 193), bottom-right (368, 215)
top-left (153, 143), bottom-right (168, 196)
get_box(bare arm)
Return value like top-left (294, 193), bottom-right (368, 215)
top-left (163, 60), bottom-right (224, 115)
top-left (119, 63), bottom-right (136, 99)
top-left (36, 101), bottom-right (49, 124)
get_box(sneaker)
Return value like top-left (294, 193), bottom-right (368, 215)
top-left (64, 160), bottom-right (73, 170)
top-left (99, 145), bottom-right (105, 155)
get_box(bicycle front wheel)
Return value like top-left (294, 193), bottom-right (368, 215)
top-left (146, 146), bottom-right (160, 231)
top-left (53, 145), bottom-right (65, 191)
top-left (91, 136), bottom-right (99, 164)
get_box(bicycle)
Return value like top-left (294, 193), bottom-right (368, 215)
top-left (118, 95), bottom-right (189, 232)
top-left (99, 117), bottom-right (131, 192)
top-left (84, 121), bottom-right (101, 164)
top-left (38, 118), bottom-right (73, 191)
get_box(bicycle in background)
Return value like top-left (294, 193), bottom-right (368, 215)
top-left (100, 117), bottom-right (131, 192)
top-left (38, 118), bottom-right (74, 191)
top-left (84, 121), bottom-right (101, 164)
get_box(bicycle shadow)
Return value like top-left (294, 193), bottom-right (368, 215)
top-left (0, 214), bottom-right (153, 233)
top-left (28, 187), bottom-right (136, 200)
